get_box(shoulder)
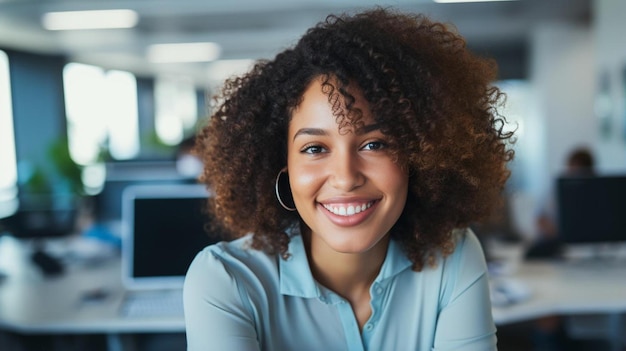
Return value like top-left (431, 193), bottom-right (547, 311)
top-left (183, 236), bottom-right (281, 350)
top-left (186, 235), bottom-right (278, 282)
top-left (437, 228), bottom-right (489, 302)
top-left (184, 235), bottom-right (280, 301)
top-left (442, 228), bottom-right (487, 275)
top-left (415, 229), bottom-right (487, 280)
top-left (450, 228), bottom-right (486, 263)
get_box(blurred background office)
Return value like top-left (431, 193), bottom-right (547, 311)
top-left (1, 0), bottom-right (626, 350)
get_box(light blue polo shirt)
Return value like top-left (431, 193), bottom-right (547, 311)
top-left (184, 228), bottom-right (496, 351)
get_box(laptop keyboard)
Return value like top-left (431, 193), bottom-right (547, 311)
top-left (120, 289), bottom-right (184, 318)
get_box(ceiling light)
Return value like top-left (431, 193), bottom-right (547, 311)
top-left (147, 43), bottom-right (222, 63)
top-left (42, 9), bottom-right (139, 30)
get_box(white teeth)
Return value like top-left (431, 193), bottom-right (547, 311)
top-left (347, 206), bottom-right (355, 215)
top-left (323, 202), bottom-right (373, 216)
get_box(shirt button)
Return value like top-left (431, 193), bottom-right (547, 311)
top-left (364, 323), bottom-right (373, 331)
top-left (375, 286), bottom-right (383, 295)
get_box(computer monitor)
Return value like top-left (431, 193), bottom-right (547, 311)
top-left (0, 193), bottom-right (77, 238)
top-left (121, 183), bottom-right (223, 290)
top-left (557, 175), bottom-right (626, 244)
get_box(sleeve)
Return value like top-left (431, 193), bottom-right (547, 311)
top-left (432, 230), bottom-right (497, 351)
top-left (183, 247), bottom-right (260, 351)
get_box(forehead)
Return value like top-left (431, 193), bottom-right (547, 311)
top-left (290, 77), bottom-right (373, 130)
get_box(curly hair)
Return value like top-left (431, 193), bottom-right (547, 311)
top-left (197, 7), bottom-right (514, 270)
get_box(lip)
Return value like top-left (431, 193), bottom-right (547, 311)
top-left (318, 198), bottom-right (380, 227)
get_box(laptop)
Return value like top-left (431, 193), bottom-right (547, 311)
top-left (119, 183), bottom-right (221, 317)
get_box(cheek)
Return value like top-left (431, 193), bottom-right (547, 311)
top-left (374, 165), bottom-right (409, 201)
top-left (392, 171), bottom-right (409, 192)
top-left (377, 163), bottom-right (404, 179)
top-left (289, 165), bottom-right (322, 198)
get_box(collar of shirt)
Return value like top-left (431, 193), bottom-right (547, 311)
top-left (278, 230), bottom-right (413, 302)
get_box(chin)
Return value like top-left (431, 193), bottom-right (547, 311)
top-left (322, 233), bottom-right (388, 254)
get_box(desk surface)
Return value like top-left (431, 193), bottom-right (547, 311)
top-left (492, 259), bottom-right (626, 325)
top-left (1, 236), bottom-right (626, 335)
top-left (0, 258), bottom-right (185, 334)
top-left (0, 234), bottom-right (185, 334)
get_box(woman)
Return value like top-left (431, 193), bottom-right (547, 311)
top-left (185, 7), bottom-right (514, 351)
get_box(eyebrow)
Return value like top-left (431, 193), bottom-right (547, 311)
top-left (356, 123), bottom-right (381, 135)
top-left (292, 123), bottom-right (381, 141)
top-left (292, 128), bottom-right (328, 141)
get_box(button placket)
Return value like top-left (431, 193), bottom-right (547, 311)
top-left (368, 282), bottom-right (384, 330)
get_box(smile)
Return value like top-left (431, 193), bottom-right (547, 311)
top-left (321, 201), bottom-right (375, 216)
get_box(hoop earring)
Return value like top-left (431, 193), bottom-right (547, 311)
top-left (275, 168), bottom-right (296, 211)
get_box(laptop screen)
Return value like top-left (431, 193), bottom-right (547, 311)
top-left (121, 183), bottom-right (221, 289)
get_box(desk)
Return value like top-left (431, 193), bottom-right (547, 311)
top-left (492, 260), bottom-right (626, 325)
top-left (1, 236), bottom-right (626, 351)
top-left (0, 260), bottom-right (184, 334)
top-left (492, 259), bottom-right (626, 351)
top-left (0, 235), bottom-right (184, 351)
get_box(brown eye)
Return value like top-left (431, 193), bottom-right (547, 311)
top-left (362, 141), bottom-right (385, 151)
top-left (302, 145), bottom-right (326, 154)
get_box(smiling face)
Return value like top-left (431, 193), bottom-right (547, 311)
top-left (287, 77), bottom-right (409, 255)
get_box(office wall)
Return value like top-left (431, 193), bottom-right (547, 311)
top-left (8, 51), bottom-right (68, 191)
top-left (530, 22), bottom-right (596, 194)
top-left (506, 20), bottom-right (596, 241)
top-left (595, 0), bottom-right (626, 172)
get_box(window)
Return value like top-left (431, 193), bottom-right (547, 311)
top-left (63, 63), bottom-right (140, 165)
top-left (154, 77), bottom-right (198, 146)
top-left (0, 50), bottom-right (18, 218)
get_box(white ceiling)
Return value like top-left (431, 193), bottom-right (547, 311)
top-left (0, 0), bottom-right (591, 87)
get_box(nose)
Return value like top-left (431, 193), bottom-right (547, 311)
top-left (328, 149), bottom-right (365, 191)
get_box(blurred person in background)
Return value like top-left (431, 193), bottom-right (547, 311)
top-left (527, 147), bottom-right (595, 259)
top-left (527, 146), bottom-right (595, 351)
top-left (175, 135), bottom-right (203, 179)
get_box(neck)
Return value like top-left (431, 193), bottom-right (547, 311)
top-left (303, 229), bottom-right (389, 299)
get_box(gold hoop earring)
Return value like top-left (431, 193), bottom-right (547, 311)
top-left (275, 168), bottom-right (296, 212)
